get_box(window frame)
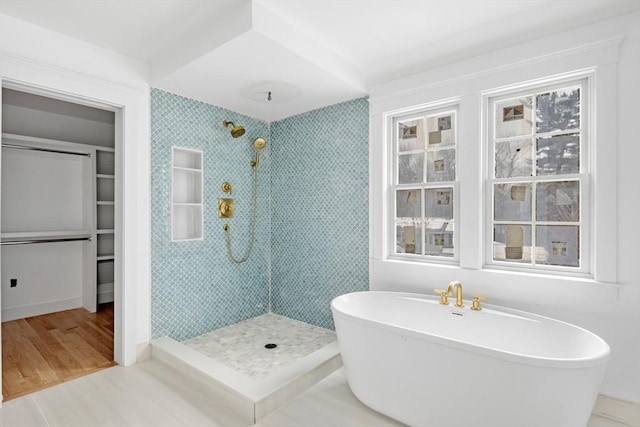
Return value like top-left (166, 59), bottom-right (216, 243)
top-left (389, 102), bottom-right (460, 264)
top-left (483, 77), bottom-right (592, 277)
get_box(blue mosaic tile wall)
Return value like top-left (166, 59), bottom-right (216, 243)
top-left (270, 98), bottom-right (370, 329)
top-left (150, 89), bottom-right (271, 340)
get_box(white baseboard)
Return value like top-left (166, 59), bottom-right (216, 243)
top-left (1, 297), bottom-right (82, 322)
top-left (137, 342), bottom-right (151, 362)
top-left (593, 394), bottom-right (640, 426)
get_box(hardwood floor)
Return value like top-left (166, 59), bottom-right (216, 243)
top-left (2, 303), bottom-right (115, 400)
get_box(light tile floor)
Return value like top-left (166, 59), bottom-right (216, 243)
top-left (182, 313), bottom-right (336, 379)
top-left (0, 361), bottom-right (630, 427)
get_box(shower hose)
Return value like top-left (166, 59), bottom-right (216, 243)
top-left (223, 159), bottom-right (260, 263)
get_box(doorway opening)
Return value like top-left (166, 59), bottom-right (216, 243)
top-left (0, 87), bottom-right (121, 399)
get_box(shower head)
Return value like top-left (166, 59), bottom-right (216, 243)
top-left (253, 137), bottom-right (266, 150)
top-left (222, 120), bottom-right (245, 138)
top-left (250, 137), bottom-right (267, 168)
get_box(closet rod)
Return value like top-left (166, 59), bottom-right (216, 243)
top-left (1, 237), bottom-right (91, 246)
top-left (1, 143), bottom-right (91, 158)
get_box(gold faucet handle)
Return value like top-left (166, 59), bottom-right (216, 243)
top-left (433, 289), bottom-right (449, 305)
top-left (471, 295), bottom-right (489, 311)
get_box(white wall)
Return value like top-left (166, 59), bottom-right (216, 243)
top-left (369, 12), bottom-right (640, 402)
top-left (1, 148), bottom-right (86, 319)
top-left (1, 243), bottom-right (84, 321)
top-left (1, 149), bottom-right (85, 232)
top-left (612, 9), bottom-right (640, 404)
top-left (0, 13), bottom-right (151, 366)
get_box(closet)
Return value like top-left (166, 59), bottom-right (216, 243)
top-left (0, 88), bottom-right (117, 398)
top-left (1, 88), bottom-right (116, 316)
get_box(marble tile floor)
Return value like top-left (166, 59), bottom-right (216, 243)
top-left (0, 360), bottom-right (629, 427)
top-left (182, 313), bottom-right (336, 379)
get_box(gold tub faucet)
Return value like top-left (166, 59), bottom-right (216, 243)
top-left (447, 281), bottom-right (464, 307)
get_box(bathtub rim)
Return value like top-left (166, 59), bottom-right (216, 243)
top-left (331, 291), bottom-right (610, 369)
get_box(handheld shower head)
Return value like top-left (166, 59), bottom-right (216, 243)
top-left (223, 120), bottom-right (245, 138)
top-left (250, 137), bottom-right (267, 167)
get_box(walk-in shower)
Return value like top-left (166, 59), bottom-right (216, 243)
top-left (150, 102), bottom-right (342, 424)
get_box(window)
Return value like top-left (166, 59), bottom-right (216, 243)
top-left (486, 79), bottom-right (588, 273)
top-left (392, 106), bottom-right (458, 261)
top-left (372, 40), bottom-right (619, 286)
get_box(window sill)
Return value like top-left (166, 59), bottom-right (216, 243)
top-left (371, 257), bottom-right (620, 293)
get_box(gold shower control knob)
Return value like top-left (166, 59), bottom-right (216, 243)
top-left (221, 182), bottom-right (232, 193)
top-left (218, 198), bottom-right (234, 218)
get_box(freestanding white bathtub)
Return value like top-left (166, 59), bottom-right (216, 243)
top-left (331, 291), bottom-right (610, 427)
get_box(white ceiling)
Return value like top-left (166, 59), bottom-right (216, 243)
top-left (1, 0), bottom-right (639, 121)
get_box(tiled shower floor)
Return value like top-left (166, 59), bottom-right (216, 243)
top-left (182, 313), bottom-right (336, 379)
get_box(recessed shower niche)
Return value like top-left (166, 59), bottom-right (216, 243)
top-left (171, 147), bottom-right (203, 241)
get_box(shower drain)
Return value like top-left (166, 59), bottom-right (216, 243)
top-left (264, 343), bottom-right (277, 349)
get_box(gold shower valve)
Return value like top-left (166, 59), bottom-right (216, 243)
top-left (221, 182), bottom-right (232, 193)
top-left (218, 198), bottom-right (234, 218)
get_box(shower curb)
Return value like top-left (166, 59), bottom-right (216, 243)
top-left (150, 336), bottom-right (342, 424)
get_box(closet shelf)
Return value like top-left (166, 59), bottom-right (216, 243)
top-left (97, 229), bottom-right (115, 234)
top-left (1, 230), bottom-right (91, 242)
top-left (95, 147), bottom-right (115, 153)
top-left (97, 255), bottom-right (115, 261)
top-left (2, 133), bottom-right (113, 152)
top-left (97, 201), bottom-right (115, 205)
top-left (97, 281), bottom-right (114, 289)
top-left (97, 174), bottom-right (115, 179)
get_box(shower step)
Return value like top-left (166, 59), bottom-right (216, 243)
top-left (150, 336), bottom-right (342, 424)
